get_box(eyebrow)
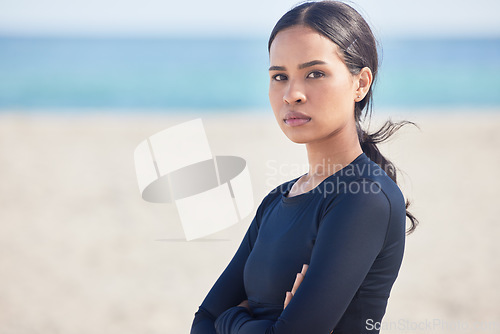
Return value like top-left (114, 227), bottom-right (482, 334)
top-left (268, 60), bottom-right (327, 71)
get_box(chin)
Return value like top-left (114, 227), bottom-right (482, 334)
top-left (277, 121), bottom-right (318, 144)
top-left (283, 132), bottom-right (313, 144)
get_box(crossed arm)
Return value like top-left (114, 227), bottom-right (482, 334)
top-left (237, 264), bottom-right (309, 311)
top-left (191, 182), bottom-right (391, 334)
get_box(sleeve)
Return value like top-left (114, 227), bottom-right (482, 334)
top-left (214, 180), bottom-right (391, 334)
top-left (190, 190), bottom-right (272, 334)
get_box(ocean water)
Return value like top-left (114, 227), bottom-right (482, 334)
top-left (0, 36), bottom-right (499, 111)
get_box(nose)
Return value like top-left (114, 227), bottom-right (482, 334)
top-left (283, 80), bottom-right (306, 105)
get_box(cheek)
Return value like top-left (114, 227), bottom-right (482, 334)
top-left (320, 80), bottom-right (353, 107)
top-left (268, 86), bottom-right (282, 111)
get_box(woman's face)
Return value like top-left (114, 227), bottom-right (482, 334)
top-left (269, 25), bottom-right (359, 144)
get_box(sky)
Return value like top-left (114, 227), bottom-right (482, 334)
top-left (1, 0), bottom-right (500, 38)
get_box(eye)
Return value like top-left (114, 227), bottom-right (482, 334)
top-left (307, 71), bottom-right (325, 79)
top-left (272, 74), bottom-right (288, 81)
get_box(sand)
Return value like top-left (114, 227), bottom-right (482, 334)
top-left (0, 109), bottom-right (499, 333)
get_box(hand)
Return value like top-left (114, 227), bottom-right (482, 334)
top-left (284, 264), bottom-right (308, 309)
top-left (237, 300), bottom-right (250, 311)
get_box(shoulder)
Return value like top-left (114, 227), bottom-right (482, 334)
top-left (345, 156), bottom-right (407, 240)
top-left (320, 155), bottom-right (406, 228)
top-left (345, 154), bottom-right (405, 213)
top-left (322, 178), bottom-right (392, 220)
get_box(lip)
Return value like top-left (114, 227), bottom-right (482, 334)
top-left (284, 111), bottom-right (311, 127)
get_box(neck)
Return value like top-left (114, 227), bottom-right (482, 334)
top-left (304, 122), bottom-right (363, 179)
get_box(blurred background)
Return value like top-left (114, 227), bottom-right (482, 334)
top-left (0, 0), bottom-right (499, 333)
top-left (1, 0), bottom-right (499, 110)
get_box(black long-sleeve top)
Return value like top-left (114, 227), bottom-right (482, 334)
top-left (190, 152), bottom-right (406, 334)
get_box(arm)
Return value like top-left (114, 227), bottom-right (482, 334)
top-left (190, 191), bottom-right (271, 333)
top-left (214, 180), bottom-right (392, 334)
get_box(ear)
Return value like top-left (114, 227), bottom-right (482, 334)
top-left (354, 67), bottom-right (373, 102)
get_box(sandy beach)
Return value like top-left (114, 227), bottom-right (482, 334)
top-left (0, 109), bottom-right (499, 333)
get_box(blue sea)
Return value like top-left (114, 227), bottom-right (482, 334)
top-left (0, 36), bottom-right (499, 111)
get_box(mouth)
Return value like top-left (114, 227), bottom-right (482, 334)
top-left (283, 111), bottom-right (311, 127)
top-left (284, 118), bottom-right (311, 126)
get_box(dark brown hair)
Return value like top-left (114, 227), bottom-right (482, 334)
top-left (269, 0), bottom-right (419, 234)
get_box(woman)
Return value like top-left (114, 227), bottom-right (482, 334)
top-left (191, 1), bottom-right (418, 333)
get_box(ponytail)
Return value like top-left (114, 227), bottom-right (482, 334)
top-left (357, 120), bottom-right (419, 234)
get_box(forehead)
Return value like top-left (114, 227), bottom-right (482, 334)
top-left (269, 25), bottom-right (343, 65)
